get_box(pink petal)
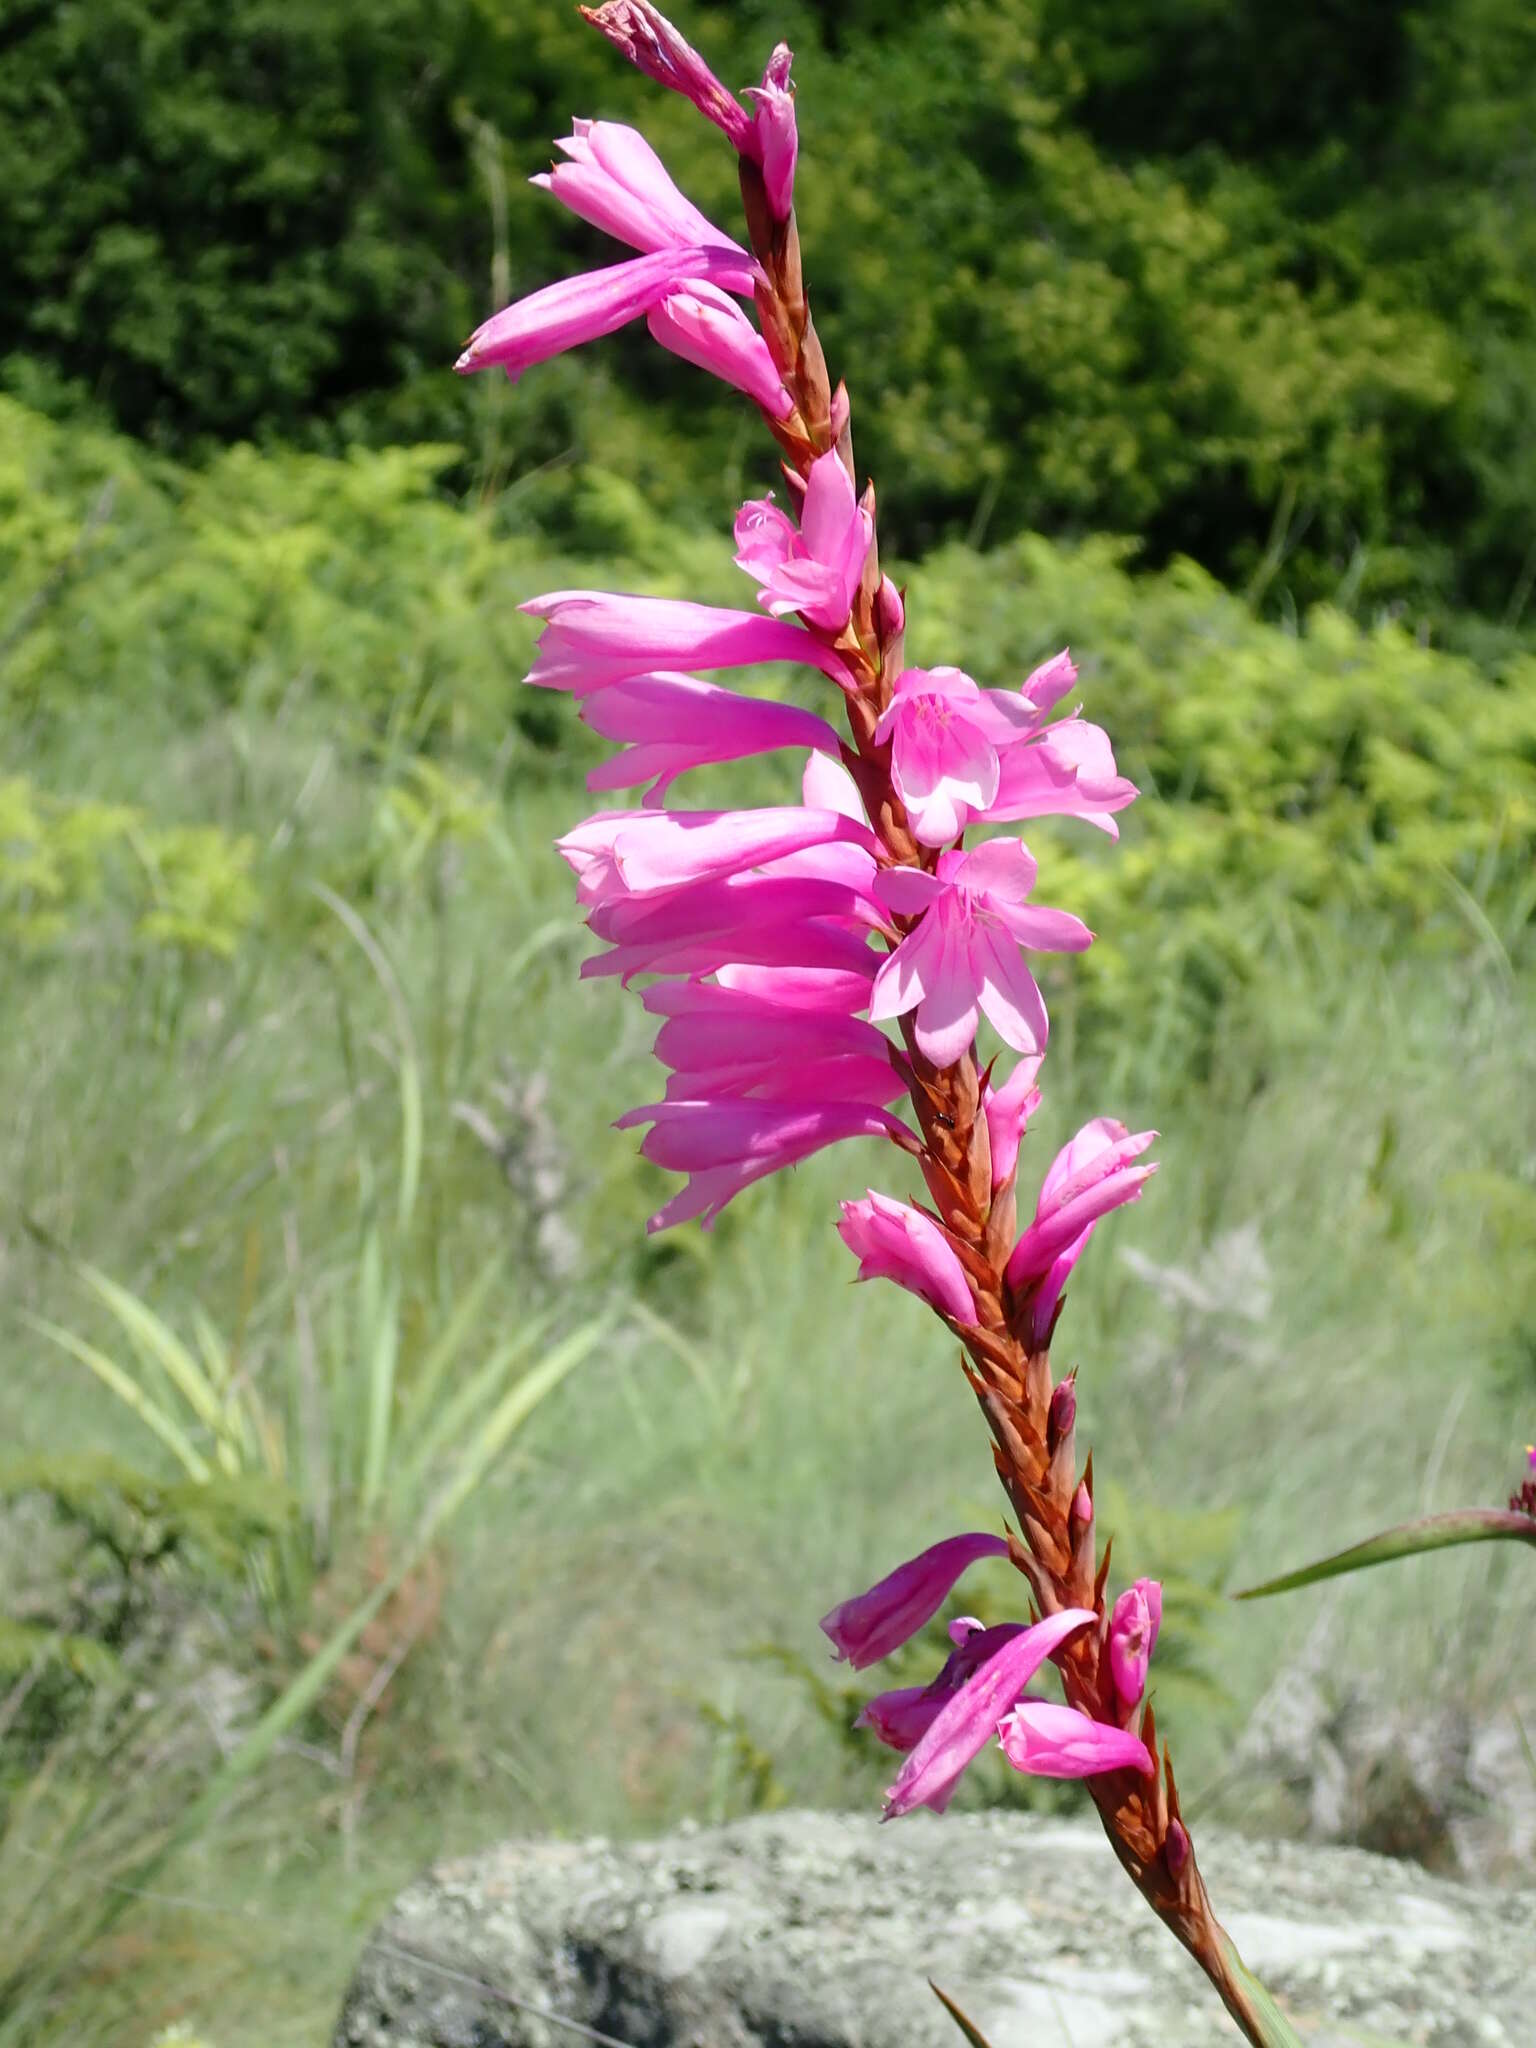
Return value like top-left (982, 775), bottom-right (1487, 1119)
top-left (1109, 1579), bottom-right (1163, 1708)
top-left (522, 591), bottom-right (855, 693)
top-left (909, 913), bottom-right (983, 1068)
top-left (983, 1055), bottom-right (1044, 1189)
top-left (819, 1531), bottom-right (1009, 1670)
top-left (883, 1608), bottom-right (1095, 1817)
top-left (647, 282), bottom-right (792, 415)
top-left (972, 920), bottom-right (1050, 1058)
top-left (953, 836), bottom-right (1038, 905)
top-left (991, 902), bottom-right (1095, 954)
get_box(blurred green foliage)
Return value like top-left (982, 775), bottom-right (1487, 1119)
top-left (7, 394), bottom-right (1530, 1069)
top-left (4, 1), bottom-right (1535, 627)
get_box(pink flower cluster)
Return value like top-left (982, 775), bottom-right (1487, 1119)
top-left (457, 0), bottom-right (1167, 1827)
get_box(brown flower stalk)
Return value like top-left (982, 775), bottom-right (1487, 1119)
top-left (732, 143), bottom-right (1287, 2048)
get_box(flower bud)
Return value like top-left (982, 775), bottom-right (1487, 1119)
top-left (1048, 1375), bottom-right (1077, 1448)
top-left (1165, 1819), bottom-right (1190, 1877)
top-left (1071, 1481), bottom-right (1093, 1528)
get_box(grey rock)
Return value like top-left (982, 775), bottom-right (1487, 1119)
top-left (333, 1810), bottom-right (1536, 2048)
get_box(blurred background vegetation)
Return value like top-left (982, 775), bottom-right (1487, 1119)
top-left (1, 2), bottom-right (1533, 2042)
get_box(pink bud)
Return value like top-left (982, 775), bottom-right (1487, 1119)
top-left (1165, 1819), bottom-right (1191, 1876)
top-left (875, 576), bottom-right (904, 639)
top-left (1048, 1376), bottom-right (1077, 1445)
top-left (1072, 1482), bottom-right (1093, 1527)
top-left (580, 2), bottom-right (755, 151)
top-left (745, 44), bottom-right (797, 221)
top-left (1108, 1578), bottom-right (1163, 1708)
top-left (997, 1700), bottom-right (1153, 1781)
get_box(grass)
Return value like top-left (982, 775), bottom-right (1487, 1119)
top-left (4, 589), bottom-right (1535, 2040)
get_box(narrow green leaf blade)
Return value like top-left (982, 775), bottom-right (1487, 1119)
top-left (23, 1313), bottom-right (211, 1482)
top-left (1235, 1507), bottom-right (1536, 1600)
top-left (1215, 1931), bottom-right (1310, 2046)
top-left (929, 1981), bottom-right (998, 2048)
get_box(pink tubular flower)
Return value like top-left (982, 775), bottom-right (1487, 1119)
top-left (578, 2), bottom-right (755, 150)
top-left (872, 666), bottom-right (1025, 846)
top-left (646, 983), bottom-right (901, 1105)
top-left (745, 44), bottom-right (797, 220)
top-left (615, 1096), bottom-right (914, 1231)
top-left (986, 715), bottom-right (1140, 839)
top-left (735, 451), bottom-right (874, 632)
top-left (982, 1055), bottom-right (1044, 1190)
top-left (883, 1607), bottom-right (1095, 1817)
top-left (837, 1192), bottom-right (977, 1323)
top-left (999, 1700), bottom-right (1154, 1780)
top-left (454, 243), bottom-right (748, 379)
top-left (648, 281), bottom-right (794, 416)
top-left (856, 1619), bottom-right (1028, 1752)
top-left (1109, 1578), bottom-right (1163, 1708)
top-left (820, 1531), bottom-right (1010, 1669)
top-left (556, 804), bottom-right (877, 904)
top-left (872, 662), bottom-right (1136, 846)
top-left (579, 672), bottom-right (841, 805)
top-left (1005, 1118), bottom-right (1158, 1340)
top-left (522, 591), bottom-right (856, 694)
top-left (533, 120), bottom-right (754, 290)
top-left (869, 840), bottom-right (1093, 1067)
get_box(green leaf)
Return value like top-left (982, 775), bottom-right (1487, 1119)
top-left (929, 1981), bottom-right (999, 2048)
top-left (23, 1312), bottom-right (211, 1483)
top-left (1235, 1507), bottom-right (1536, 1598)
top-left (1215, 1931), bottom-right (1310, 2047)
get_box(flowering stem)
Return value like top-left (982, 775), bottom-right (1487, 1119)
top-left (732, 126), bottom-right (1299, 2048)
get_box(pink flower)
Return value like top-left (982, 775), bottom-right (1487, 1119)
top-left (998, 1700), bottom-right (1153, 1780)
top-left (522, 591), bottom-right (856, 694)
top-left (987, 715), bottom-right (1139, 839)
top-left (857, 1620), bottom-right (1029, 1752)
top-left (614, 1096), bottom-right (914, 1231)
top-left (556, 804), bottom-right (877, 904)
top-left (579, 673), bottom-right (841, 805)
top-left (735, 452), bottom-right (874, 632)
top-left (869, 840), bottom-right (1093, 1066)
top-left (820, 1532), bottom-right (1010, 1669)
top-left (1005, 1118), bottom-right (1158, 1343)
top-left (871, 662), bottom-right (1136, 846)
top-left (883, 1607), bottom-right (1095, 1817)
top-left (646, 982), bottom-right (901, 1105)
top-left (872, 666), bottom-right (1026, 846)
top-left (533, 120), bottom-right (754, 290)
top-left (982, 1055), bottom-right (1043, 1190)
top-left (579, 856), bottom-right (884, 984)
top-left (837, 1192), bottom-right (977, 1323)
top-left (1109, 1578), bottom-right (1163, 1708)
top-left (714, 962), bottom-right (878, 1012)
top-left (578, 2), bottom-right (756, 151)
top-left (744, 44), bottom-right (797, 220)
top-left (455, 243), bottom-right (748, 379)
top-left (647, 282), bottom-right (793, 415)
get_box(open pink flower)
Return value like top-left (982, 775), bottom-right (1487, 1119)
top-left (1109, 1578), bottom-right (1163, 1708)
top-left (987, 715), bottom-right (1139, 839)
top-left (820, 1532), bottom-right (1009, 1670)
top-left (999, 1701), bottom-right (1154, 1780)
top-left (837, 1192), bottom-right (977, 1323)
top-left (872, 667), bottom-right (1027, 846)
top-left (580, 672), bottom-right (840, 805)
top-left (883, 1607), bottom-right (1095, 1817)
top-left (869, 840), bottom-right (1092, 1066)
top-left (579, 1), bottom-right (756, 150)
top-left (615, 1096), bottom-right (914, 1231)
top-left (745, 45), bottom-right (797, 220)
top-left (982, 1055), bottom-right (1044, 1190)
top-left (1005, 1118), bottom-right (1158, 1342)
top-left (648, 281), bottom-right (793, 415)
top-left (735, 451), bottom-right (873, 632)
top-left (523, 591), bottom-right (855, 694)
top-left (533, 120), bottom-right (754, 290)
top-left (857, 1620), bottom-right (1031, 1753)
top-left (455, 243), bottom-right (748, 379)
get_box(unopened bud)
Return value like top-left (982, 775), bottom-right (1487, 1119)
top-left (830, 380), bottom-right (850, 442)
top-left (875, 575), bottom-right (904, 640)
top-left (1071, 1481), bottom-right (1092, 1527)
top-left (1048, 1376), bottom-right (1077, 1446)
top-left (1165, 1819), bottom-right (1190, 1877)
